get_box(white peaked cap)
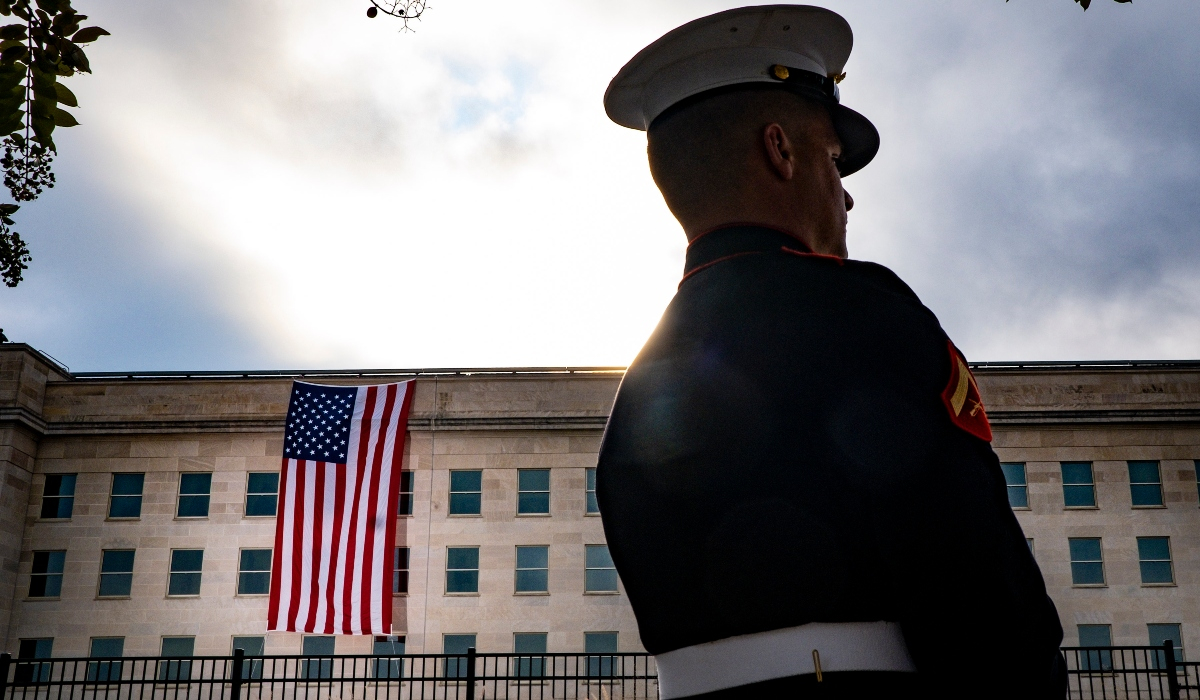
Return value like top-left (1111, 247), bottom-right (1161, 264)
top-left (604, 5), bottom-right (879, 176)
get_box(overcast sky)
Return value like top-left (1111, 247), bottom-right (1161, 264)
top-left (1, 0), bottom-right (1197, 371)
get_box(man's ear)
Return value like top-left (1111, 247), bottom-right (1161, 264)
top-left (763, 123), bottom-right (795, 181)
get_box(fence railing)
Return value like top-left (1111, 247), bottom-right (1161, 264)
top-left (1063, 642), bottom-right (1200, 700)
top-left (0, 649), bottom-right (658, 700)
top-left (2, 643), bottom-right (1198, 700)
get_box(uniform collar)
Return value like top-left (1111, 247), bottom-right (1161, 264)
top-left (683, 225), bottom-right (814, 279)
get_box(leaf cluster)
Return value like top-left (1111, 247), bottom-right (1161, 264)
top-left (0, 0), bottom-right (106, 287)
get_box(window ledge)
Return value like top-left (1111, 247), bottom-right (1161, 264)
top-left (1131, 505), bottom-right (1167, 510)
top-left (105, 517), bottom-right (141, 522)
top-left (585, 512), bottom-right (601, 517)
top-left (165, 595), bottom-right (201, 599)
top-left (1071, 584), bottom-right (1107, 589)
top-left (96, 596), bottom-right (132, 600)
top-left (24, 596), bottom-right (61, 601)
top-left (1141, 582), bottom-right (1177, 588)
top-left (514, 591), bottom-right (550, 596)
top-left (1063, 506), bottom-right (1100, 511)
top-left (515, 513), bottom-right (552, 518)
top-left (1010, 507), bottom-right (1032, 511)
top-left (35, 518), bottom-right (72, 523)
top-left (446, 514), bottom-right (482, 518)
top-left (392, 592), bottom-right (409, 597)
top-left (235, 593), bottom-right (270, 598)
top-left (444, 592), bottom-right (480, 597)
top-left (173, 517), bottom-right (210, 521)
top-left (241, 515), bottom-right (277, 520)
top-left (583, 591), bottom-right (620, 596)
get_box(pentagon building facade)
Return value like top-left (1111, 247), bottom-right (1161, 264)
top-left (0, 344), bottom-right (1198, 660)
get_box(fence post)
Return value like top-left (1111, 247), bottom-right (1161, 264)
top-left (230, 648), bottom-right (244, 700)
top-left (1165, 641), bottom-right (1181, 700)
top-left (0, 652), bottom-right (10, 700)
top-left (466, 647), bottom-right (476, 700)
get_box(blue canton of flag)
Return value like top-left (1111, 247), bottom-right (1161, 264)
top-left (283, 384), bottom-right (359, 462)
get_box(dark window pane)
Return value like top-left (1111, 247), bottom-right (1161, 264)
top-left (87, 637), bottom-right (125, 682)
top-left (44, 474), bottom-right (77, 496)
top-left (585, 545), bottom-right (614, 569)
top-left (1128, 461), bottom-right (1160, 484)
top-left (442, 635), bottom-right (476, 678)
top-left (516, 569), bottom-right (548, 592)
top-left (1062, 463), bottom-right (1094, 485)
top-left (99, 573), bottom-right (133, 597)
top-left (446, 570), bottom-right (479, 593)
top-left (1148, 624), bottom-right (1184, 667)
top-left (15, 638), bottom-right (53, 683)
top-left (158, 638), bottom-right (195, 681)
top-left (518, 492), bottom-right (550, 514)
top-left (394, 547), bottom-right (409, 594)
top-left (41, 474), bottom-right (76, 519)
top-left (232, 637), bottom-right (265, 680)
top-left (585, 632), bottom-right (618, 677)
top-left (448, 492), bottom-right (481, 515)
top-left (111, 474), bottom-right (144, 496)
top-left (1138, 537), bottom-right (1171, 561)
top-left (240, 549), bottom-right (272, 572)
top-left (1007, 485), bottom-right (1029, 508)
top-left (1069, 538), bottom-right (1102, 562)
top-left (32, 551), bottom-right (65, 574)
top-left (1071, 562), bottom-right (1105, 585)
top-left (18, 639), bottom-right (53, 659)
top-left (302, 636), bottom-right (335, 655)
top-left (171, 550), bottom-right (203, 572)
top-left (518, 470), bottom-right (550, 491)
top-left (101, 550), bottom-right (135, 573)
top-left (1078, 625), bottom-right (1113, 671)
top-left (586, 468), bottom-right (596, 491)
top-left (90, 638), bottom-right (124, 657)
top-left (179, 473), bottom-right (212, 495)
top-left (1140, 561), bottom-right (1174, 585)
top-left (586, 569), bottom-right (619, 592)
top-left (447, 547), bottom-right (479, 570)
top-left (238, 572), bottom-right (270, 595)
top-left (516, 546), bottom-right (548, 569)
top-left (1063, 484), bottom-right (1096, 508)
top-left (300, 636), bottom-right (334, 679)
top-left (245, 495), bottom-right (278, 517)
top-left (372, 636), bottom-right (405, 679)
top-left (1000, 463), bottom-right (1026, 485)
top-left (1130, 484), bottom-right (1163, 507)
top-left (177, 495), bottom-right (210, 518)
top-left (398, 471), bottom-right (414, 516)
top-left (169, 573), bottom-right (202, 596)
top-left (247, 472), bottom-right (279, 494)
top-left (514, 633), bottom-right (546, 677)
top-left (586, 468), bottom-right (599, 514)
top-left (108, 495), bottom-right (143, 519)
top-left (450, 470), bottom-right (482, 492)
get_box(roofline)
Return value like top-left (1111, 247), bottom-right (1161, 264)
top-left (58, 359), bottom-right (1200, 380)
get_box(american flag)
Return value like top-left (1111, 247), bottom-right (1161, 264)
top-left (267, 380), bottom-right (415, 634)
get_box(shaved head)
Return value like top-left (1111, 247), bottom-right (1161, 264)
top-left (646, 87), bottom-right (853, 255)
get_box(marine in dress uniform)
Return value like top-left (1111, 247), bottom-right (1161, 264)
top-left (595, 6), bottom-right (1067, 699)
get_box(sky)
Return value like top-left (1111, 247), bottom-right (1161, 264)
top-left (0, 0), bottom-right (1198, 372)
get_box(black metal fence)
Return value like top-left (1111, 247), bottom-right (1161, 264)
top-left (3, 644), bottom-right (1199, 700)
top-left (0, 649), bottom-right (658, 700)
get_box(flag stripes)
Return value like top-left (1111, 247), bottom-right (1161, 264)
top-left (268, 380), bottom-right (415, 634)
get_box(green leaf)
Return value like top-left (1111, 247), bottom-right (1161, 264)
top-left (50, 105), bottom-right (75, 126)
top-left (70, 26), bottom-right (107, 43)
top-left (34, 0), bottom-right (60, 14)
top-left (52, 80), bottom-right (74, 107)
top-left (30, 113), bottom-right (54, 145)
top-left (0, 23), bottom-right (23, 40)
top-left (0, 43), bottom-right (26, 62)
top-left (0, 118), bottom-right (23, 136)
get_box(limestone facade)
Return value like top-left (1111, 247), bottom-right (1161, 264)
top-left (0, 344), bottom-right (1197, 660)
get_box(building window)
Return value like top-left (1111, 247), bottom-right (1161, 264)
top-left (1061, 462), bottom-right (1096, 508)
top-left (515, 546), bottom-right (549, 593)
top-left (238, 549), bottom-right (272, 595)
top-left (1137, 537), bottom-right (1174, 585)
top-left (177, 473), bottom-right (212, 518)
top-left (29, 550), bottom-right (65, 598)
top-left (585, 632), bottom-right (618, 677)
top-left (398, 471), bottom-right (414, 516)
top-left (158, 637), bottom-right (195, 681)
top-left (1000, 463), bottom-right (1028, 508)
top-left (442, 634), bottom-right (476, 678)
top-left (585, 545), bottom-right (618, 593)
top-left (372, 636), bottom-right (405, 679)
top-left (514, 633), bottom-right (547, 678)
top-left (1129, 461), bottom-right (1163, 507)
top-left (39, 474), bottom-right (76, 519)
top-left (108, 473), bottom-right (144, 519)
top-left (446, 547), bottom-right (479, 594)
top-left (87, 637), bottom-right (124, 682)
top-left (1068, 538), bottom-right (1105, 586)
top-left (1026, 538), bottom-right (1034, 553)
top-left (15, 638), bottom-right (53, 684)
top-left (1077, 625), bottom-right (1113, 671)
top-left (301, 636), bottom-right (334, 680)
top-left (168, 549), bottom-right (203, 596)
top-left (517, 469), bottom-right (550, 515)
top-left (586, 468), bottom-right (599, 514)
top-left (231, 636), bottom-right (265, 680)
top-left (449, 470), bottom-right (482, 515)
top-left (394, 547), bottom-right (409, 594)
top-left (98, 550), bottom-right (135, 597)
top-left (245, 472), bottom-right (279, 517)
top-left (1149, 624), bottom-right (1185, 667)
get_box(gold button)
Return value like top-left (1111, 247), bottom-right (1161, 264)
top-left (771, 64), bottom-right (790, 80)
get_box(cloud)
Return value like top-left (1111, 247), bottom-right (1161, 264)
top-left (1, 0), bottom-right (1197, 369)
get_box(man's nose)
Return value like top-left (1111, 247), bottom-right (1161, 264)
top-left (844, 190), bottom-right (855, 212)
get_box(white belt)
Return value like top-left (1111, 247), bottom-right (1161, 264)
top-left (653, 621), bottom-right (917, 699)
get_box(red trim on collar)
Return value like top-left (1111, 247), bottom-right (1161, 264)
top-left (677, 251), bottom-right (763, 288)
top-left (687, 223), bottom-right (813, 251)
top-left (780, 246), bottom-right (845, 266)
